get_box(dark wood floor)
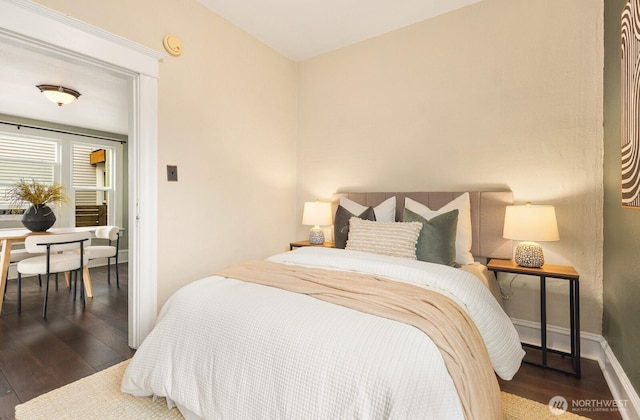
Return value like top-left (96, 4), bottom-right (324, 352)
top-left (499, 350), bottom-right (621, 419)
top-left (0, 264), bottom-right (133, 420)
top-left (0, 264), bottom-right (622, 420)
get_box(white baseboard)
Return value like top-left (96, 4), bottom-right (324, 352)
top-left (600, 341), bottom-right (640, 420)
top-left (87, 249), bottom-right (128, 268)
top-left (511, 318), bottom-right (640, 420)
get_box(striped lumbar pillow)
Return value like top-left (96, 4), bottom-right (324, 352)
top-left (346, 217), bottom-right (422, 259)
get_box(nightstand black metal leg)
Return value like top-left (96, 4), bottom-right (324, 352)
top-left (540, 275), bottom-right (547, 366)
top-left (569, 278), bottom-right (575, 367)
top-left (572, 278), bottom-right (581, 378)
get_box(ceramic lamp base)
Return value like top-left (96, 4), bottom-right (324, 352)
top-left (514, 241), bottom-right (544, 268)
top-left (309, 226), bottom-right (324, 244)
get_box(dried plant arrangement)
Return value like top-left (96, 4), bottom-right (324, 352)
top-left (5, 178), bottom-right (69, 212)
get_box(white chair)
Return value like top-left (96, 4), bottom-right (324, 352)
top-left (2, 248), bottom-right (48, 295)
top-left (84, 226), bottom-right (120, 288)
top-left (17, 232), bottom-right (91, 318)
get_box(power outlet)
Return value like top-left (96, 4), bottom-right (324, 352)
top-left (167, 165), bottom-right (178, 182)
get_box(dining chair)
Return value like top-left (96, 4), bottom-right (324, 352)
top-left (17, 231), bottom-right (91, 318)
top-left (2, 248), bottom-right (49, 296)
top-left (84, 226), bottom-right (120, 288)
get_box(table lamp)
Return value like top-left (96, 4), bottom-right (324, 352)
top-left (302, 201), bottom-right (332, 244)
top-left (503, 203), bottom-right (559, 268)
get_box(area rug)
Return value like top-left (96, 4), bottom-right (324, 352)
top-left (16, 360), bottom-right (588, 419)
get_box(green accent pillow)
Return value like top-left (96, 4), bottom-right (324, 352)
top-left (403, 208), bottom-right (459, 267)
top-left (334, 205), bottom-right (376, 249)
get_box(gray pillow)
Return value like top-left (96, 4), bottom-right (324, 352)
top-left (403, 208), bottom-right (459, 267)
top-left (334, 205), bottom-right (376, 249)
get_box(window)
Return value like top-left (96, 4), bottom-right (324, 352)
top-left (0, 126), bottom-right (124, 228)
top-left (72, 144), bottom-right (116, 227)
top-left (0, 133), bottom-right (57, 213)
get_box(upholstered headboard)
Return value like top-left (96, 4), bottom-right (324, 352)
top-left (332, 191), bottom-right (513, 260)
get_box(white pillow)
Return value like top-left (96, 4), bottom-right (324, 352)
top-left (346, 217), bottom-right (421, 259)
top-left (405, 193), bottom-right (474, 265)
top-left (340, 196), bottom-right (396, 222)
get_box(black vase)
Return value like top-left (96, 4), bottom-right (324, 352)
top-left (22, 204), bottom-right (56, 232)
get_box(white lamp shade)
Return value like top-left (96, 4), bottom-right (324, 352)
top-left (302, 201), bottom-right (332, 226)
top-left (503, 204), bottom-right (560, 242)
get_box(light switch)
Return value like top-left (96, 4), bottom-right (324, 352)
top-left (167, 165), bottom-right (178, 182)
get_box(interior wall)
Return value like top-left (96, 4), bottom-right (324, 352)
top-left (34, 0), bottom-right (298, 307)
top-left (297, 0), bottom-right (604, 333)
top-left (603, 0), bottom-right (640, 394)
top-left (34, 0), bottom-right (609, 338)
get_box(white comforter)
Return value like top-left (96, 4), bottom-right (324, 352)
top-left (121, 247), bottom-right (524, 419)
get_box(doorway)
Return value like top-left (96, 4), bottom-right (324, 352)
top-left (0, 0), bottom-right (161, 348)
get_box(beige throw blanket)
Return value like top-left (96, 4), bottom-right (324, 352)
top-left (216, 260), bottom-right (502, 420)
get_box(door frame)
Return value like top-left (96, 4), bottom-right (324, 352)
top-left (0, 0), bottom-right (162, 347)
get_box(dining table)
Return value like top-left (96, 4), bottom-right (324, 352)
top-left (0, 226), bottom-right (97, 315)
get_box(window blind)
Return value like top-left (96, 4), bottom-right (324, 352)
top-left (0, 135), bottom-right (56, 207)
top-left (72, 144), bottom-right (100, 206)
top-left (72, 144), bottom-right (98, 188)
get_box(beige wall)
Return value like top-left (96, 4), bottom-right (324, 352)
top-left (34, 0), bottom-right (605, 334)
top-left (34, 0), bottom-right (298, 307)
top-left (297, 0), bottom-right (604, 333)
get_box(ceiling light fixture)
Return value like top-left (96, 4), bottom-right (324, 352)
top-left (36, 84), bottom-right (81, 106)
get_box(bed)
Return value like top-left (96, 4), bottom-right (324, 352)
top-left (121, 191), bottom-right (525, 420)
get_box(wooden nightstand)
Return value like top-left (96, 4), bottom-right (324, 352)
top-left (487, 259), bottom-right (581, 378)
top-left (289, 240), bottom-right (335, 250)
